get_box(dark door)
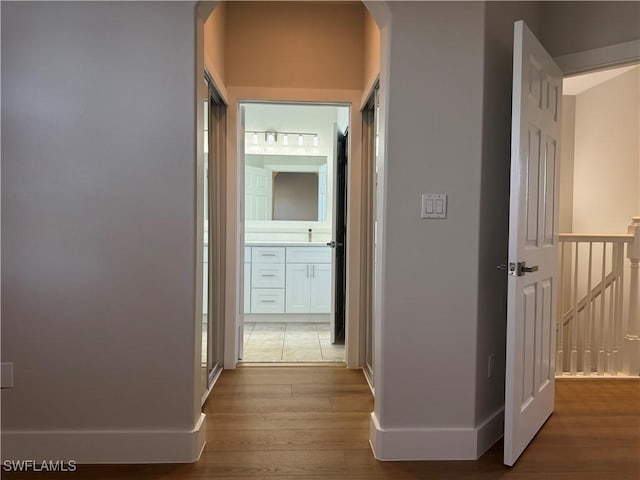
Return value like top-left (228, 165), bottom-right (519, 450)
top-left (333, 130), bottom-right (348, 343)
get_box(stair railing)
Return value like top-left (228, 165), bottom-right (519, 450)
top-left (557, 216), bottom-right (639, 376)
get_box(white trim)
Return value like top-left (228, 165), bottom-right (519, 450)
top-left (204, 66), bottom-right (229, 107)
top-left (224, 86), bottom-right (365, 370)
top-left (360, 74), bottom-right (380, 111)
top-left (201, 366), bottom-right (224, 406)
top-left (475, 407), bottom-right (504, 458)
top-left (1, 414), bottom-right (207, 464)
top-left (369, 409), bottom-right (503, 461)
top-left (2, 413), bottom-right (207, 464)
top-left (555, 40), bottom-right (640, 77)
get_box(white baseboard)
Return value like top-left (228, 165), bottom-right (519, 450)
top-left (1, 413), bottom-right (207, 464)
top-left (369, 408), bottom-right (503, 461)
top-left (474, 407), bottom-right (504, 458)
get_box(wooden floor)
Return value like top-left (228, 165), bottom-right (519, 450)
top-left (6, 367), bottom-right (640, 479)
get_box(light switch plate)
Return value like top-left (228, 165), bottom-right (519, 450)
top-left (1, 362), bottom-right (14, 388)
top-left (421, 193), bottom-right (447, 219)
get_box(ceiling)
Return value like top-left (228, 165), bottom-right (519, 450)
top-left (563, 64), bottom-right (639, 96)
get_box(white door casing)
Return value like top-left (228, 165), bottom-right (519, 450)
top-left (504, 21), bottom-right (562, 466)
top-left (238, 105), bottom-right (246, 360)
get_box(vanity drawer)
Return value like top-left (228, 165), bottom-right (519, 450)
top-left (286, 246), bottom-right (331, 264)
top-left (251, 289), bottom-right (285, 313)
top-left (251, 263), bottom-right (285, 288)
top-left (252, 246), bottom-right (285, 263)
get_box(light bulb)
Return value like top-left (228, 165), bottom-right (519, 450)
top-left (298, 134), bottom-right (304, 146)
top-left (313, 135), bottom-right (318, 146)
top-left (283, 134), bottom-right (288, 145)
top-left (252, 133), bottom-right (258, 145)
top-left (267, 132), bottom-right (275, 145)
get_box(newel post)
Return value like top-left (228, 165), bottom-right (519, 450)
top-left (623, 216), bottom-right (640, 375)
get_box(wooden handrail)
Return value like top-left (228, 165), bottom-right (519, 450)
top-left (559, 233), bottom-right (633, 243)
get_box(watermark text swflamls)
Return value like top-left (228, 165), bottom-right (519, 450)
top-left (2, 460), bottom-right (77, 472)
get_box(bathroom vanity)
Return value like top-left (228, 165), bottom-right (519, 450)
top-left (244, 243), bottom-right (332, 320)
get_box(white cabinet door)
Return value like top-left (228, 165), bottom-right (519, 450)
top-left (310, 263), bottom-right (331, 313)
top-left (285, 263), bottom-right (311, 313)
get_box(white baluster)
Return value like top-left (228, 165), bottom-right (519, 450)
top-left (623, 216), bottom-right (640, 376)
top-left (570, 243), bottom-right (579, 375)
top-left (598, 242), bottom-right (607, 375)
top-left (556, 242), bottom-right (565, 375)
top-left (611, 242), bottom-right (622, 374)
top-left (583, 242), bottom-right (593, 375)
top-left (615, 239), bottom-right (625, 373)
top-left (607, 245), bottom-right (615, 374)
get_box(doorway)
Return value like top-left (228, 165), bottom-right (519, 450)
top-left (201, 73), bottom-right (227, 401)
top-left (556, 63), bottom-right (639, 377)
top-left (239, 102), bottom-right (350, 363)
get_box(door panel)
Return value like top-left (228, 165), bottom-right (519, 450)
top-left (285, 263), bottom-right (311, 313)
top-left (310, 263), bottom-right (332, 313)
top-left (504, 20), bottom-right (562, 466)
top-left (333, 130), bottom-right (348, 342)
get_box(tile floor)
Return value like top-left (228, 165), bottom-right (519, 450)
top-left (241, 322), bottom-right (345, 362)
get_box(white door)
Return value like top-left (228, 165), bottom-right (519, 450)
top-left (285, 263), bottom-right (311, 313)
top-left (318, 164), bottom-right (328, 222)
top-left (245, 166), bottom-right (270, 220)
top-left (310, 263), bottom-right (332, 313)
top-left (504, 21), bottom-right (562, 466)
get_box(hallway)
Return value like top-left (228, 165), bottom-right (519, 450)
top-left (6, 369), bottom-right (639, 479)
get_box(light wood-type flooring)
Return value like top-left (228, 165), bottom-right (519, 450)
top-left (5, 367), bottom-right (639, 479)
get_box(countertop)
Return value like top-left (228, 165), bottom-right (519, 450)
top-left (244, 241), bottom-right (330, 247)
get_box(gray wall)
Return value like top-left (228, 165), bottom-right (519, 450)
top-left (541, 1), bottom-right (640, 57)
top-left (572, 67), bottom-right (640, 233)
top-left (379, 1), bottom-right (486, 429)
top-left (1, 0), bottom-right (199, 437)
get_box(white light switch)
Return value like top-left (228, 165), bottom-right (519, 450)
top-left (1, 362), bottom-right (14, 388)
top-left (421, 194), bottom-right (447, 219)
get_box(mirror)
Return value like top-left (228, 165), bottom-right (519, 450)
top-left (273, 172), bottom-right (318, 221)
top-left (245, 154), bottom-right (328, 222)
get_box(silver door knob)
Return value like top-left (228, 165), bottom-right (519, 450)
top-left (497, 262), bottom-right (539, 276)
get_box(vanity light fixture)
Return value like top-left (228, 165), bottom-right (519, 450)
top-left (246, 130), bottom-right (318, 146)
